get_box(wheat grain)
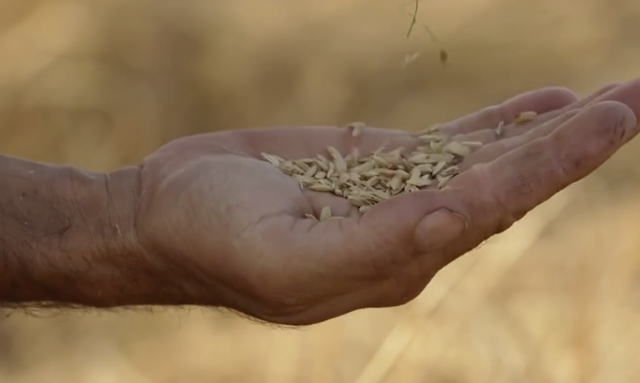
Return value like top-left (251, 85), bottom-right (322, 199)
top-left (320, 206), bottom-right (333, 221)
top-left (346, 122), bottom-right (366, 137)
top-left (514, 111), bottom-right (537, 123)
top-left (495, 121), bottom-right (505, 137)
top-left (402, 51), bottom-right (420, 68)
top-left (262, 129), bottom-right (483, 218)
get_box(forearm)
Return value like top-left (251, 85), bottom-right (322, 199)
top-left (0, 154), bottom-right (154, 308)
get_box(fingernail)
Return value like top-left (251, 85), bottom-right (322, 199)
top-left (414, 208), bottom-right (467, 252)
top-left (617, 106), bottom-right (639, 142)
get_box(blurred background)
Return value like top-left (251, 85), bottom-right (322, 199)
top-left (1, 0), bottom-right (640, 382)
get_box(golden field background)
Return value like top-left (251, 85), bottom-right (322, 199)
top-left (1, 0), bottom-right (640, 382)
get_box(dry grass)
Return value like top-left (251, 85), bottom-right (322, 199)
top-left (1, 0), bottom-right (640, 382)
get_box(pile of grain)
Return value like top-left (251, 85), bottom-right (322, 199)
top-left (261, 113), bottom-right (538, 220)
top-left (260, 123), bottom-right (485, 220)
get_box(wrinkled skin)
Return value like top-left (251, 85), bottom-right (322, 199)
top-left (135, 80), bottom-right (640, 326)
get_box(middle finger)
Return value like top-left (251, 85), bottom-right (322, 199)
top-left (460, 80), bottom-right (640, 168)
top-left (456, 82), bottom-right (622, 145)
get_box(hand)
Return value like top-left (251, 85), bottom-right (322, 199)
top-left (134, 80), bottom-right (640, 325)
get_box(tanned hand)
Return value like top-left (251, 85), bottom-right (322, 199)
top-left (2, 80), bottom-right (640, 326)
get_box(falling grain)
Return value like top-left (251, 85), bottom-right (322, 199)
top-left (402, 51), bottom-right (420, 68)
top-left (439, 48), bottom-right (449, 64)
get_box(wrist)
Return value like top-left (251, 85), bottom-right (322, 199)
top-left (0, 156), bottom-right (169, 308)
top-left (53, 164), bottom-right (185, 307)
top-left (102, 165), bottom-right (203, 307)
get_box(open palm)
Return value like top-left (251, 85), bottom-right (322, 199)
top-left (135, 80), bottom-right (640, 325)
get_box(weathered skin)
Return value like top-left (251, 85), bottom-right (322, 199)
top-left (2, 80), bottom-right (640, 326)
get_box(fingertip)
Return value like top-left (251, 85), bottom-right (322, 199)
top-left (583, 100), bottom-right (639, 142)
top-left (460, 99), bottom-right (638, 232)
top-left (544, 86), bottom-right (579, 104)
top-left (592, 80), bottom-right (640, 120)
top-left (625, 78), bottom-right (640, 89)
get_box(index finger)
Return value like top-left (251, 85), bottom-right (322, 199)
top-left (437, 86), bottom-right (578, 136)
top-left (451, 100), bottom-right (638, 237)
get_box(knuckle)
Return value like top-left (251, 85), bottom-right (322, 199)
top-left (554, 145), bottom-right (585, 179)
top-left (533, 131), bottom-right (581, 180)
top-left (538, 134), bottom-right (588, 187)
top-left (475, 164), bottom-right (524, 232)
top-left (489, 191), bottom-right (521, 233)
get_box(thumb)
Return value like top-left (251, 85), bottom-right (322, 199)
top-left (359, 190), bottom-right (469, 256)
top-left (413, 207), bottom-right (468, 251)
top-left (316, 100), bottom-right (639, 281)
top-left (314, 190), bottom-right (468, 280)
